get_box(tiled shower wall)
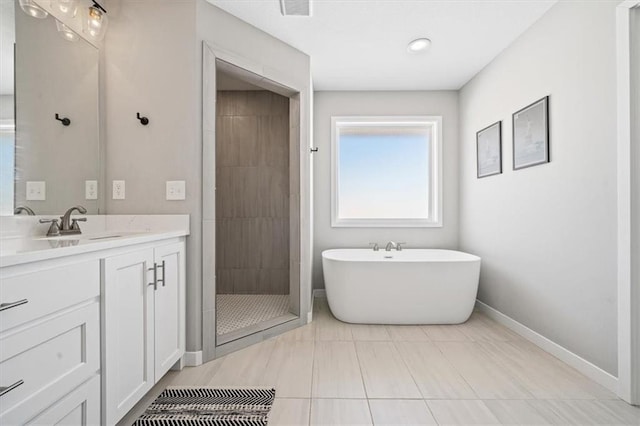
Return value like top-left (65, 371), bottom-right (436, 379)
top-left (216, 91), bottom-right (290, 294)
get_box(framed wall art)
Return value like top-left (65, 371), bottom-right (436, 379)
top-left (512, 96), bottom-right (550, 170)
top-left (476, 121), bottom-right (502, 178)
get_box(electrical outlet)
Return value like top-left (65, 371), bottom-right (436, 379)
top-left (112, 180), bottom-right (125, 200)
top-left (85, 180), bottom-right (98, 200)
top-left (166, 180), bottom-right (186, 201)
top-left (26, 181), bottom-right (46, 201)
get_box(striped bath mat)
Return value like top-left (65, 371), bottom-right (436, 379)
top-left (132, 387), bottom-right (276, 425)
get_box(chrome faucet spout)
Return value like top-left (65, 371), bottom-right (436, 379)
top-left (385, 241), bottom-right (398, 251)
top-left (60, 205), bottom-right (87, 234)
top-left (14, 206), bottom-right (36, 216)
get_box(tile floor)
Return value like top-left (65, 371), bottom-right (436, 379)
top-left (119, 298), bottom-right (640, 425)
top-left (216, 294), bottom-right (292, 335)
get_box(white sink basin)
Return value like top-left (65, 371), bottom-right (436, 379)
top-left (36, 231), bottom-right (145, 241)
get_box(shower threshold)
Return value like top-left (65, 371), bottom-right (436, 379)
top-left (216, 294), bottom-right (297, 346)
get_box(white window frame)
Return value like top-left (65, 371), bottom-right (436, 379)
top-left (331, 115), bottom-right (443, 228)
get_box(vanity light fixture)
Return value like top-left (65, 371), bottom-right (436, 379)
top-left (55, 20), bottom-right (79, 42)
top-left (407, 38), bottom-right (432, 53)
top-left (19, 0), bottom-right (49, 19)
top-left (51, 0), bottom-right (78, 19)
top-left (84, 0), bottom-right (108, 41)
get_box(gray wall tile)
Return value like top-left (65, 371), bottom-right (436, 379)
top-left (216, 91), bottom-right (292, 295)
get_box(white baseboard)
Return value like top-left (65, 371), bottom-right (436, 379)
top-left (475, 300), bottom-right (619, 394)
top-left (313, 289), bottom-right (326, 299)
top-left (183, 351), bottom-right (203, 367)
top-left (308, 289), bottom-right (327, 322)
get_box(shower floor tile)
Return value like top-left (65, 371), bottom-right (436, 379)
top-left (216, 294), bottom-right (291, 336)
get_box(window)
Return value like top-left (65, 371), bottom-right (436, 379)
top-left (0, 122), bottom-right (15, 216)
top-left (331, 116), bottom-right (442, 227)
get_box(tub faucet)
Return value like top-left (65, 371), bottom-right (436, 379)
top-left (369, 243), bottom-right (380, 251)
top-left (59, 205), bottom-right (88, 235)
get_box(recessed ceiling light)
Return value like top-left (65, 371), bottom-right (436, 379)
top-left (407, 38), bottom-right (432, 53)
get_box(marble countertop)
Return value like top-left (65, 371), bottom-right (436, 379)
top-left (0, 215), bottom-right (190, 268)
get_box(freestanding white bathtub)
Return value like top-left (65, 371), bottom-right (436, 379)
top-left (322, 249), bottom-right (481, 324)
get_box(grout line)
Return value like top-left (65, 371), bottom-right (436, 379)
top-left (433, 342), bottom-right (479, 397)
top-left (308, 338), bottom-right (316, 426)
top-left (352, 338), bottom-right (374, 423)
top-left (393, 339), bottom-right (429, 401)
top-left (422, 399), bottom-right (439, 425)
top-left (431, 340), bottom-right (480, 400)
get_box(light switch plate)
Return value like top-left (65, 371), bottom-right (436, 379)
top-left (112, 180), bottom-right (125, 200)
top-left (26, 181), bottom-right (46, 201)
top-left (166, 180), bottom-right (186, 201)
top-left (85, 180), bottom-right (98, 200)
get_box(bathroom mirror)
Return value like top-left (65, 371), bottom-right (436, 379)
top-left (0, 0), bottom-right (100, 216)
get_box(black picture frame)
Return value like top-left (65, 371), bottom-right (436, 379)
top-left (512, 96), bottom-right (550, 170)
top-left (476, 121), bottom-right (502, 178)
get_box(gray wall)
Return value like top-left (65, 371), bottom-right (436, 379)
top-left (216, 91), bottom-right (290, 295)
top-left (104, 0), bottom-right (200, 350)
top-left (196, 0), bottom-right (312, 359)
top-left (15, 12), bottom-right (100, 215)
top-left (312, 91), bottom-right (459, 289)
top-left (459, 0), bottom-right (618, 375)
top-left (104, 0), bottom-right (311, 354)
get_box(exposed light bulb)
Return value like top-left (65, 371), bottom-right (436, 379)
top-left (84, 5), bottom-right (108, 41)
top-left (19, 0), bottom-right (49, 19)
top-left (56, 20), bottom-right (79, 42)
top-left (407, 38), bottom-right (432, 53)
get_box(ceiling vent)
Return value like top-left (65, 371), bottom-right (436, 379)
top-left (280, 0), bottom-right (311, 17)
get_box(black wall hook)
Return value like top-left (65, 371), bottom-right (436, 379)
top-left (55, 114), bottom-right (71, 126)
top-left (136, 113), bottom-right (149, 126)
top-left (91, 0), bottom-right (107, 13)
top-left (310, 147), bottom-right (319, 153)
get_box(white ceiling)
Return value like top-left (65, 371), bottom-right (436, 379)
top-left (208, 0), bottom-right (557, 91)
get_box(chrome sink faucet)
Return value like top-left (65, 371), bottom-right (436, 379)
top-left (40, 206), bottom-right (88, 237)
top-left (60, 206), bottom-right (87, 235)
top-left (14, 206), bottom-right (36, 215)
top-left (385, 241), bottom-right (406, 251)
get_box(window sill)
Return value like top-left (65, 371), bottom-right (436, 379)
top-left (331, 219), bottom-right (443, 228)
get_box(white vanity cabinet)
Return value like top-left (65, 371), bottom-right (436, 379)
top-left (0, 260), bottom-right (101, 425)
top-left (102, 241), bottom-right (186, 425)
top-left (0, 215), bottom-right (189, 426)
top-left (152, 243), bottom-right (186, 379)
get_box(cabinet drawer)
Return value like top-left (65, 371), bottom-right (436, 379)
top-left (26, 374), bottom-right (100, 426)
top-left (0, 260), bottom-right (99, 333)
top-left (0, 302), bottom-right (100, 425)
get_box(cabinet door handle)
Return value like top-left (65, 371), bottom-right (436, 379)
top-left (148, 263), bottom-right (157, 291)
top-left (157, 260), bottom-right (166, 287)
top-left (0, 380), bottom-right (24, 397)
top-left (0, 299), bottom-right (28, 312)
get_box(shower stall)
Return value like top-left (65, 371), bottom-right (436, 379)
top-left (211, 59), bottom-right (301, 346)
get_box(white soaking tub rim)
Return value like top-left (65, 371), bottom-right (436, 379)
top-left (321, 248), bottom-right (481, 263)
